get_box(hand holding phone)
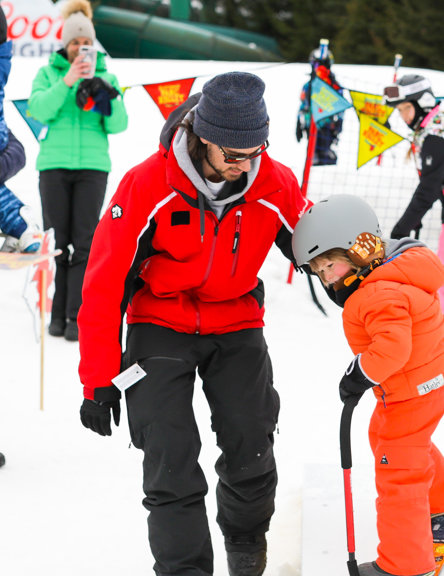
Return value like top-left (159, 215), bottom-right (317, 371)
top-left (79, 45), bottom-right (97, 79)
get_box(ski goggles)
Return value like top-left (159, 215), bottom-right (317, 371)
top-left (218, 140), bottom-right (269, 164)
top-left (383, 78), bottom-right (431, 103)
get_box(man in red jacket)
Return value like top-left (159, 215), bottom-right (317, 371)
top-left (78, 71), bottom-right (310, 576)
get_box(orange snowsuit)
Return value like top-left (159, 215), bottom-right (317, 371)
top-left (342, 244), bottom-right (444, 575)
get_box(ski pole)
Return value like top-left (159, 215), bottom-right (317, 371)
top-left (340, 398), bottom-right (360, 576)
top-left (377, 53), bottom-right (403, 166)
top-left (392, 53), bottom-right (403, 83)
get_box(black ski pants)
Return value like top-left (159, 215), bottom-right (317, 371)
top-left (39, 169), bottom-right (107, 321)
top-left (125, 324), bottom-right (280, 576)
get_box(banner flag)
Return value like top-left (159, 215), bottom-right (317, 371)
top-left (23, 229), bottom-right (57, 341)
top-left (349, 90), bottom-right (394, 124)
top-left (143, 77), bottom-right (196, 119)
top-left (357, 113), bottom-right (404, 169)
top-left (310, 76), bottom-right (352, 124)
top-left (11, 99), bottom-right (48, 141)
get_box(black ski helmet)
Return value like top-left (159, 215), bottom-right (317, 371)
top-left (383, 74), bottom-right (436, 109)
top-left (292, 194), bottom-right (382, 266)
top-left (309, 47), bottom-right (334, 69)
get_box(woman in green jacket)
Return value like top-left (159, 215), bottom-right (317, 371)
top-left (28, 0), bottom-right (128, 341)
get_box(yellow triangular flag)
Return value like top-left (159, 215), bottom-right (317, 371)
top-left (349, 90), bottom-right (394, 125)
top-left (357, 113), bottom-right (404, 169)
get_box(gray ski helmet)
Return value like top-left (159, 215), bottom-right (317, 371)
top-left (383, 74), bottom-right (436, 109)
top-left (292, 194), bottom-right (382, 266)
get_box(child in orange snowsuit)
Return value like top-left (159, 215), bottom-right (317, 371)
top-left (292, 194), bottom-right (444, 576)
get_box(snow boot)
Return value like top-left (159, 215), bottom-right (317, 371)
top-left (16, 206), bottom-right (42, 252)
top-left (432, 513), bottom-right (444, 576)
top-left (48, 318), bottom-right (66, 337)
top-left (64, 319), bottom-right (78, 342)
top-left (1, 206), bottom-right (42, 253)
top-left (358, 561), bottom-right (434, 576)
top-left (225, 534), bottom-right (266, 576)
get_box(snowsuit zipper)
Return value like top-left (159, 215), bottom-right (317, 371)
top-left (231, 210), bottom-right (242, 277)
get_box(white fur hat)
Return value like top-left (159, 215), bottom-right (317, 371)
top-left (61, 0), bottom-right (96, 48)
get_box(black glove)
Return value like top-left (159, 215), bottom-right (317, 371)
top-left (391, 220), bottom-right (422, 240)
top-left (339, 355), bottom-right (377, 404)
top-left (390, 222), bottom-right (408, 240)
top-left (80, 398), bottom-right (120, 436)
top-left (76, 77), bottom-right (120, 116)
top-left (296, 117), bottom-right (304, 142)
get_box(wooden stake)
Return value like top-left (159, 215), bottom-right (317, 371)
top-left (40, 268), bottom-right (46, 411)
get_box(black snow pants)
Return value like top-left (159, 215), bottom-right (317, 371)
top-left (39, 169), bottom-right (107, 321)
top-left (125, 323), bottom-right (280, 576)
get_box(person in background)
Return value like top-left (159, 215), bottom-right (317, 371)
top-left (383, 74), bottom-right (444, 311)
top-left (0, 5), bottom-right (41, 254)
top-left (296, 46), bottom-right (344, 166)
top-left (28, 0), bottom-right (128, 341)
top-left (293, 194), bottom-right (444, 576)
top-left (78, 71), bottom-right (311, 576)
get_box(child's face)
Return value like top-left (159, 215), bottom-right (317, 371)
top-left (396, 101), bottom-right (415, 126)
top-left (311, 257), bottom-right (354, 287)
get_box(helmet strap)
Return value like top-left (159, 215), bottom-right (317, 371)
top-left (408, 101), bottom-right (427, 130)
top-left (341, 258), bottom-right (384, 288)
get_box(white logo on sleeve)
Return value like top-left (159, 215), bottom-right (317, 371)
top-left (417, 374), bottom-right (443, 395)
top-left (111, 204), bottom-right (123, 219)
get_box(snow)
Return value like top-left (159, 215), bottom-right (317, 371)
top-left (0, 56), bottom-right (443, 576)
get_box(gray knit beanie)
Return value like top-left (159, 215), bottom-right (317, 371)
top-left (61, 0), bottom-right (96, 48)
top-left (193, 71), bottom-right (269, 149)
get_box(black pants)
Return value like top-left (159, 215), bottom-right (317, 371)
top-left (125, 324), bottom-right (280, 576)
top-left (39, 169), bottom-right (107, 321)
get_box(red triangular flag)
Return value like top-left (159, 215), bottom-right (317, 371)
top-left (143, 77), bottom-right (196, 119)
top-left (32, 231), bottom-right (56, 313)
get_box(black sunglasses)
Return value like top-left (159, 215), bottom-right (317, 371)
top-left (218, 140), bottom-right (269, 164)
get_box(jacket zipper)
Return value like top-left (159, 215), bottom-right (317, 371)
top-left (377, 385), bottom-right (387, 408)
top-left (201, 222), bottom-right (219, 285)
top-left (192, 221), bottom-right (219, 333)
top-left (231, 210), bottom-right (242, 277)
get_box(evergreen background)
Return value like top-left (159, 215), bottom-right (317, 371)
top-left (196, 0), bottom-right (443, 70)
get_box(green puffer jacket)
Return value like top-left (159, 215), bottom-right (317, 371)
top-left (28, 50), bottom-right (128, 172)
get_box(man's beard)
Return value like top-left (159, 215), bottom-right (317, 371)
top-left (204, 148), bottom-right (243, 182)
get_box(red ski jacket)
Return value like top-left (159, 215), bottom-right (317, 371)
top-left (78, 131), bottom-right (310, 400)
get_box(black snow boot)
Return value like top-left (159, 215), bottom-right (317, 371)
top-left (64, 319), bottom-right (78, 342)
top-left (225, 534), bottom-right (266, 576)
top-left (49, 317), bottom-right (66, 337)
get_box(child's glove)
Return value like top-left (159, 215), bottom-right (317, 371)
top-left (76, 77), bottom-right (120, 116)
top-left (339, 354), bottom-right (378, 404)
top-left (80, 398), bottom-right (120, 436)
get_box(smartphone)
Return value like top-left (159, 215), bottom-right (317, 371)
top-left (79, 45), bottom-right (97, 79)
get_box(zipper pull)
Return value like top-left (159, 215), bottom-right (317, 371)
top-left (232, 210), bottom-right (242, 253)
